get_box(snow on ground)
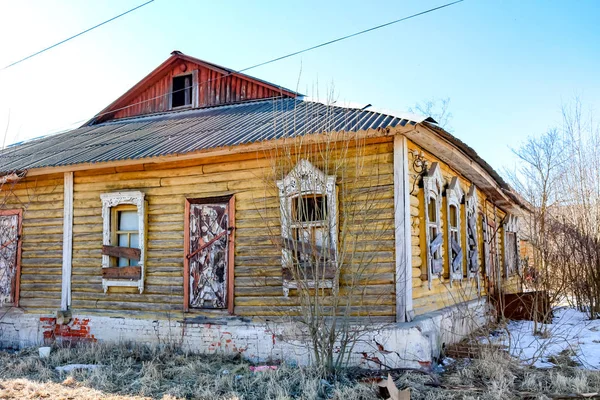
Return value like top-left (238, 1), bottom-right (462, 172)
top-left (486, 307), bottom-right (600, 370)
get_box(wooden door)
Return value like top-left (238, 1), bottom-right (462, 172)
top-left (0, 210), bottom-right (22, 306)
top-left (184, 197), bottom-right (234, 313)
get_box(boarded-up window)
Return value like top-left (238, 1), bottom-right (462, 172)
top-left (100, 191), bottom-right (146, 293)
top-left (504, 215), bottom-right (519, 277)
top-left (185, 197), bottom-right (234, 311)
top-left (113, 206), bottom-right (140, 267)
top-left (0, 210), bottom-right (21, 306)
top-left (446, 177), bottom-right (464, 286)
top-left (422, 162), bottom-right (444, 289)
top-left (277, 160), bottom-right (337, 297)
top-left (465, 184), bottom-right (480, 290)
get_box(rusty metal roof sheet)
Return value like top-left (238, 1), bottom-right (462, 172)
top-left (0, 99), bottom-right (432, 173)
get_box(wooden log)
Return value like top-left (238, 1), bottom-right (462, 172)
top-left (101, 266), bottom-right (142, 279)
top-left (101, 245), bottom-right (141, 261)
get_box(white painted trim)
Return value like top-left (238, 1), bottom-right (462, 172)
top-left (61, 172), bottom-right (73, 310)
top-left (100, 191), bottom-right (146, 294)
top-left (276, 160), bottom-right (338, 297)
top-left (446, 177), bottom-right (464, 286)
top-left (394, 135), bottom-right (413, 322)
top-left (423, 162), bottom-right (444, 290)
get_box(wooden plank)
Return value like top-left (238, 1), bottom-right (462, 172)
top-left (282, 262), bottom-right (336, 281)
top-left (280, 237), bottom-right (336, 260)
top-left (61, 172), bottom-right (73, 310)
top-left (227, 195), bottom-right (235, 315)
top-left (431, 258), bottom-right (443, 274)
top-left (430, 233), bottom-right (443, 254)
top-left (451, 237), bottom-right (462, 255)
top-left (101, 245), bottom-right (141, 261)
top-left (101, 266), bottom-right (141, 279)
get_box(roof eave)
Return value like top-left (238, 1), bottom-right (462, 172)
top-left (408, 122), bottom-right (529, 214)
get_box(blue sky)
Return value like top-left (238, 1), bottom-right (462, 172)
top-left (0, 0), bottom-right (598, 172)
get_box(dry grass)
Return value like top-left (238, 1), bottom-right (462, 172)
top-left (397, 348), bottom-right (600, 400)
top-left (2, 342), bottom-right (600, 399)
top-left (0, 343), bottom-right (376, 400)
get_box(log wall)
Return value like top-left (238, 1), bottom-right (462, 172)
top-left (0, 173), bottom-right (64, 312)
top-left (67, 137), bottom-right (396, 320)
top-left (407, 140), bottom-right (520, 316)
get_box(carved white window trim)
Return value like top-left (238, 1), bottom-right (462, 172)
top-left (445, 177), bottom-right (464, 286)
top-left (276, 160), bottom-right (338, 297)
top-left (422, 162), bottom-right (444, 290)
top-left (465, 184), bottom-right (481, 293)
top-left (100, 191), bottom-right (146, 293)
top-left (503, 214), bottom-right (520, 277)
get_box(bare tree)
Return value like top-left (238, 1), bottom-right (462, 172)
top-left (409, 97), bottom-right (453, 131)
top-left (507, 98), bottom-right (600, 320)
top-left (257, 97), bottom-right (396, 370)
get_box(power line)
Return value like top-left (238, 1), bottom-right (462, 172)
top-left (2, 0), bottom-right (155, 70)
top-left (89, 0), bottom-right (464, 122)
top-left (238, 0), bottom-right (464, 73)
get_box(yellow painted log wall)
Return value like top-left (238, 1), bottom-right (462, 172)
top-left (407, 140), bottom-right (520, 316)
top-left (0, 173), bottom-right (64, 312)
top-left (67, 138), bottom-right (396, 320)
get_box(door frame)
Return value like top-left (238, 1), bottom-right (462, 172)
top-left (183, 196), bottom-right (235, 314)
top-left (0, 209), bottom-right (23, 307)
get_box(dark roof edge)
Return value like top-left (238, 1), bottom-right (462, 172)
top-left (422, 121), bottom-right (530, 212)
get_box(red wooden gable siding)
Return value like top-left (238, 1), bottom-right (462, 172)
top-left (94, 53), bottom-right (298, 123)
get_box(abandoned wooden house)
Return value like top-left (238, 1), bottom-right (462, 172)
top-left (0, 51), bottom-right (528, 367)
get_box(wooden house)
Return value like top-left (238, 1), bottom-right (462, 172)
top-left (0, 51), bottom-right (528, 366)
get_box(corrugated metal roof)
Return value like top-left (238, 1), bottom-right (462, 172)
top-left (0, 99), bottom-right (431, 173)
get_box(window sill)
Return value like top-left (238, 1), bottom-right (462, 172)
top-left (102, 278), bottom-right (144, 294)
top-left (170, 104), bottom-right (193, 111)
top-left (283, 279), bottom-right (334, 297)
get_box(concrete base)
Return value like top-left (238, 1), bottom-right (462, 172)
top-left (0, 298), bottom-right (489, 368)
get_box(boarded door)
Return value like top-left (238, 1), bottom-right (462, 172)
top-left (184, 197), bottom-right (234, 312)
top-left (0, 210), bottom-right (22, 306)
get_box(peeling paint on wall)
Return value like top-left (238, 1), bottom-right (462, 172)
top-left (40, 317), bottom-right (96, 345)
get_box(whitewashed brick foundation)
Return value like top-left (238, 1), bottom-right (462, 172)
top-left (0, 298), bottom-right (488, 368)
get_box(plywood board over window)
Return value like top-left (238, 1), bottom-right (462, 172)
top-left (0, 209), bottom-right (22, 306)
top-left (184, 196), bottom-right (235, 314)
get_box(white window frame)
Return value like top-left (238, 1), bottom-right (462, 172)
top-left (276, 160), bottom-right (338, 297)
top-left (465, 184), bottom-right (481, 292)
top-left (168, 69), bottom-right (199, 110)
top-left (446, 177), bottom-right (464, 286)
top-left (503, 214), bottom-right (520, 277)
top-left (422, 162), bottom-right (444, 290)
top-left (100, 191), bottom-right (147, 293)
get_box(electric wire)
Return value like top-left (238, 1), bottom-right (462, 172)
top-left (2, 0), bottom-right (155, 70)
top-left (87, 0), bottom-right (463, 123)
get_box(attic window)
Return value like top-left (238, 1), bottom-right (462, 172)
top-left (172, 74), bottom-right (193, 108)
